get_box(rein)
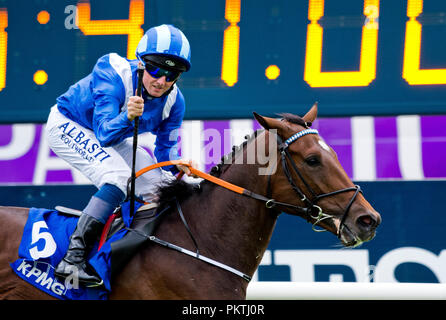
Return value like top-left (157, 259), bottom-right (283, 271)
top-left (131, 128), bottom-right (362, 281)
top-left (131, 160), bottom-right (255, 282)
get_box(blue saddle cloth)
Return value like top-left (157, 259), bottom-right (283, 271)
top-left (10, 201), bottom-right (143, 300)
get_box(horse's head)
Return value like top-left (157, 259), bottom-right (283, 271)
top-left (253, 103), bottom-right (381, 247)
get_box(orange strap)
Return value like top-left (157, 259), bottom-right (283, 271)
top-left (135, 160), bottom-right (245, 195)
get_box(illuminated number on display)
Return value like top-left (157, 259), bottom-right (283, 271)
top-left (0, 1), bottom-right (444, 93)
top-left (0, 9), bottom-right (7, 92)
top-left (403, 0), bottom-right (446, 85)
top-left (77, 0), bottom-right (144, 60)
top-left (221, 0), bottom-right (241, 87)
top-left (304, 0), bottom-right (379, 87)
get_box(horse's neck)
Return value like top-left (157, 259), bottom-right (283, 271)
top-left (183, 139), bottom-right (278, 277)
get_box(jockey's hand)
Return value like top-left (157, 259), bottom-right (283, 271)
top-left (176, 159), bottom-right (199, 178)
top-left (127, 96), bottom-right (144, 121)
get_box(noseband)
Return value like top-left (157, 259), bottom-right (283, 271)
top-left (268, 128), bottom-right (362, 236)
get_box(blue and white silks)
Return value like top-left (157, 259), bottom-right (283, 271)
top-left (56, 52), bottom-right (185, 174)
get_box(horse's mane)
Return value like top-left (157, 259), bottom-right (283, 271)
top-left (209, 128), bottom-right (264, 178)
top-left (156, 179), bottom-right (201, 207)
top-left (156, 113), bottom-right (307, 208)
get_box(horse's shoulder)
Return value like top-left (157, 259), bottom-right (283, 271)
top-left (0, 206), bottom-right (30, 215)
top-left (0, 207), bottom-right (29, 262)
top-left (0, 206), bottom-right (30, 224)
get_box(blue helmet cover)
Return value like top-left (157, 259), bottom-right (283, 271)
top-left (136, 24), bottom-right (191, 71)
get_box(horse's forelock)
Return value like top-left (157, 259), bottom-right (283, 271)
top-left (277, 113), bottom-right (308, 128)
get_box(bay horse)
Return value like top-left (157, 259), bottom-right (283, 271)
top-left (0, 104), bottom-right (380, 299)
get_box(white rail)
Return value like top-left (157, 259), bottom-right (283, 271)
top-left (246, 282), bottom-right (446, 300)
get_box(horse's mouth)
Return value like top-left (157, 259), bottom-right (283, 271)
top-left (338, 224), bottom-right (374, 248)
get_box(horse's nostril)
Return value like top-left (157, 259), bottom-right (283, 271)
top-left (357, 215), bottom-right (376, 229)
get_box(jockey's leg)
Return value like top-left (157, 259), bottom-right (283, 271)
top-left (55, 184), bottom-right (125, 285)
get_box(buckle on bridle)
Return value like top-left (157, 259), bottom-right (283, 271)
top-left (309, 205), bottom-right (323, 220)
top-left (309, 205), bottom-right (334, 233)
top-left (278, 143), bottom-right (289, 152)
top-left (265, 199), bottom-right (276, 208)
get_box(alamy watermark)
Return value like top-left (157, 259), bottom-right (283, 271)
top-left (64, 5), bottom-right (79, 30)
top-left (169, 128), bottom-right (278, 176)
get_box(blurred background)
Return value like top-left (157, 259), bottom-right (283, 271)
top-left (0, 0), bottom-right (445, 283)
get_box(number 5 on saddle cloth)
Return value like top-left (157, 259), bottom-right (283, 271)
top-left (10, 196), bottom-right (168, 300)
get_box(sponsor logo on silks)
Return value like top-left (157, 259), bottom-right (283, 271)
top-left (14, 259), bottom-right (67, 297)
top-left (57, 122), bottom-right (111, 162)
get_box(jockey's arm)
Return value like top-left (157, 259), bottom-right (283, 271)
top-left (153, 102), bottom-right (198, 177)
top-left (91, 57), bottom-right (134, 147)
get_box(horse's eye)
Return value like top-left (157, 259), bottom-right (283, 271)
top-left (305, 156), bottom-right (320, 167)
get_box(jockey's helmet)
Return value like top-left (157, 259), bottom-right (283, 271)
top-left (136, 24), bottom-right (191, 73)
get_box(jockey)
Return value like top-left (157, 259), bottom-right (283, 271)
top-left (45, 24), bottom-right (196, 286)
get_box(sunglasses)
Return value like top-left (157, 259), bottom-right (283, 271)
top-left (144, 62), bottom-right (181, 82)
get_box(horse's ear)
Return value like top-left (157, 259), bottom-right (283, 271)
top-left (253, 112), bottom-right (285, 132)
top-left (302, 102), bottom-right (318, 125)
top-left (253, 112), bottom-right (271, 130)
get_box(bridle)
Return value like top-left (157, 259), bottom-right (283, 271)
top-left (269, 128), bottom-right (362, 236)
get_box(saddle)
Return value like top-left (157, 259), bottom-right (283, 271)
top-left (56, 201), bottom-right (169, 279)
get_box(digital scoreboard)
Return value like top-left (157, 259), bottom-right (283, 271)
top-left (0, 0), bottom-right (445, 122)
